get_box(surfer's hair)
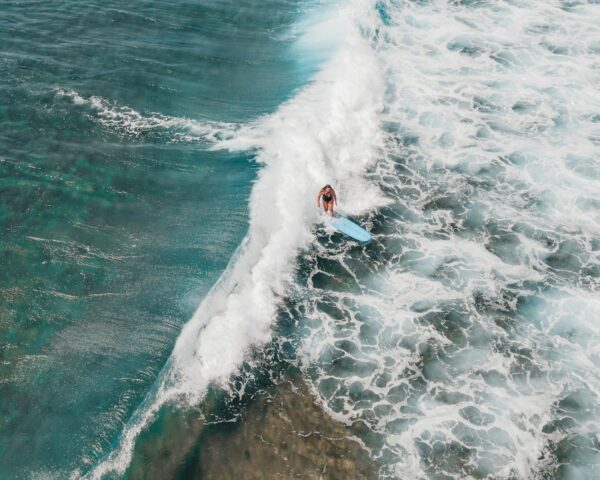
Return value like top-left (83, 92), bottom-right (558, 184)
top-left (323, 184), bottom-right (332, 189)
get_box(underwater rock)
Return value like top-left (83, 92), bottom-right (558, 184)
top-left (124, 373), bottom-right (377, 479)
top-left (194, 376), bottom-right (377, 479)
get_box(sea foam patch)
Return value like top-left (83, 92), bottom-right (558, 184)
top-left (289, 0), bottom-right (600, 478)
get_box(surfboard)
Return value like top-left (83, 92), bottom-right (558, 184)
top-left (327, 215), bottom-right (372, 243)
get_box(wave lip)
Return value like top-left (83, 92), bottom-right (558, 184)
top-left (82, 2), bottom-right (387, 478)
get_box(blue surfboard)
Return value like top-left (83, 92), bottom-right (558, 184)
top-left (327, 216), bottom-right (372, 243)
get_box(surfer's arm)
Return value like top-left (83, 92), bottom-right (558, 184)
top-left (333, 190), bottom-right (338, 205)
top-left (316, 190), bottom-right (322, 207)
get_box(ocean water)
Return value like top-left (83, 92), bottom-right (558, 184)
top-left (1, 0), bottom-right (599, 479)
top-left (0, 0), bottom-right (318, 478)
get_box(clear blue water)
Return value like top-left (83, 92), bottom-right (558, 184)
top-left (0, 1), bottom-right (318, 478)
top-left (2, 0), bottom-right (600, 479)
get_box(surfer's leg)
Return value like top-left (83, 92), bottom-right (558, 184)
top-left (327, 202), bottom-right (335, 218)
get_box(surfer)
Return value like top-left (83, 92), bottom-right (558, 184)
top-left (317, 184), bottom-right (337, 218)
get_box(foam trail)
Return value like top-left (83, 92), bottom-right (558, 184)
top-left (55, 88), bottom-right (237, 143)
top-left (82, 3), bottom-right (387, 477)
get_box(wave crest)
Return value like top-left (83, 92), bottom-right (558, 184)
top-left (55, 88), bottom-right (237, 143)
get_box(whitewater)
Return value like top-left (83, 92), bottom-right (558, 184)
top-left (75, 0), bottom-right (600, 478)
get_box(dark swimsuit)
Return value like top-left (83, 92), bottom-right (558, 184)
top-left (322, 193), bottom-right (333, 203)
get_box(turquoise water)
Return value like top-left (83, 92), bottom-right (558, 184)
top-left (0, 1), bottom-right (317, 478)
top-left (3, 0), bottom-right (600, 479)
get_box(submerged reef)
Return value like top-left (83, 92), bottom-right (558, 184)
top-left (124, 373), bottom-right (376, 479)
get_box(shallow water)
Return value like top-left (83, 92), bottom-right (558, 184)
top-left (117, 371), bottom-right (376, 479)
top-left (2, 0), bottom-right (600, 479)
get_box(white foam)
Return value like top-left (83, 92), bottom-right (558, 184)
top-left (55, 88), bottom-right (236, 143)
top-left (291, 0), bottom-right (600, 478)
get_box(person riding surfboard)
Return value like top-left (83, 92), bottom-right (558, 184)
top-left (317, 184), bottom-right (371, 242)
top-left (317, 184), bottom-right (337, 218)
